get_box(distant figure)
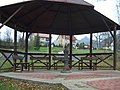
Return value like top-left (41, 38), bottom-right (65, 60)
top-left (63, 44), bottom-right (70, 71)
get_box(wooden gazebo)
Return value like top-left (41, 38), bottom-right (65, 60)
top-left (0, 0), bottom-right (120, 71)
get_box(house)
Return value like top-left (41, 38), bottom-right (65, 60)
top-left (53, 35), bottom-right (77, 47)
top-left (33, 33), bottom-right (50, 46)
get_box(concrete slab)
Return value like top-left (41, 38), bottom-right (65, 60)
top-left (0, 70), bottom-right (120, 90)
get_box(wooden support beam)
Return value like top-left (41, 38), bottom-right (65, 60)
top-left (48, 33), bottom-right (51, 70)
top-left (89, 33), bottom-right (93, 69)
top-left (28, 32), bottom-right (32, 37)
top-left (90, 33), bottom-right (92, 55)
top-left (13, 26), bottom-right (17, 71)
top-left (25, 32), bottom-right (28, 69)
top-left (69, 35), bottom-right (72, 69)
top-left (101, 16), bottom-right (114, 38)
top-left (14, 28), bottom-right (17, 54)
top-left (0, 5), bottom-right (24, 29)
top-left (113, 25), bottom-right (117, 70)
top-left (0, 14), bottom-right (1, 23)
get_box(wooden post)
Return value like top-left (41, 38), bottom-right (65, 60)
top-left (14, 29), bottom-right (17, 53)
top-left (113, 25), bottom-right (117, 70)
top-left (101, 15), bottom-right (116, 70)
top-left (48, 33), bottom-right (51, 70)
top-left (25, 32), bottom-right (28, 69)
top-left (69, 35), bottom-right (72, 69)
top-left (90, 33), bottom-right (93, 55)
top-left (13, 27), bottom-right (17, 71)
top-left (90, 33), bottom-right (93, 69)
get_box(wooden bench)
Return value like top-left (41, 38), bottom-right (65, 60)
top-left (52, 56), bottom-right (65, 70)
top-left (72, 59), bottom-right (82, 70)
top-left (30, 56), bottom-right (49, 71)
top-left (12, 54), bottom-right (29, 72)
top-left (52, 56), bottom-right (73, 70)
top-left (81, 56), bottom-right (98, 70)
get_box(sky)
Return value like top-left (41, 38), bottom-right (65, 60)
top-left (0, 0), bottom-right (119, 42)
top-left (0, 0), bottom-right (29, 6)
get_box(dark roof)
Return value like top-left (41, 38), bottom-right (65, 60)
top-left (47, 0), bottom-right (94, 6)
top-left (0, 0), bottom-right (120, 35)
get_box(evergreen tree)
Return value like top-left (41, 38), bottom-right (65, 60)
top-left (34, 33), bottom-right (40, 50)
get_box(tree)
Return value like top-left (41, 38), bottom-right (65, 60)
top-left (94, 32), bottom-right (111, 49)
top-left (100, 32), bottom-right (111, 49)
top-left (28, 34), bottom-right (34, 50)
top-left (3, 29), bottom-right (13, 48)
top-left (18, 32), bottom-right (25, 50)
top-left (34, 33), bottom-right (40, 50)
top-left (78, 42), bottom-right (85, 49)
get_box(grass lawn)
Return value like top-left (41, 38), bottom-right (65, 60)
top-left (27, 47), bottom-right (112, 54)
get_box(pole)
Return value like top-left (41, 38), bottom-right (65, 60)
top-left (90, 33), bottom-right (93, 70)
top-left (25, 32), bottom-right (28, 69)
top-left (113, 25), bottom-right (117, 70)
top-left (13, 26), bottom-right (17, 71)
top-left (48, 33), bottom-right (51, 70)
top-left (90, 33), bottom-right (93, 55)
top-left (69, 35), bottom-right (72, 69)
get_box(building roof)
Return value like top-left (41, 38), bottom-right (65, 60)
top-left (57, 35), bottom-right (76, 41)
top-left (0, 0), bottom-right (120, 35)
top-left (34, 33), bottom-right (49, 38)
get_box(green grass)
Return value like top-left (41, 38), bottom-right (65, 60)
top-left (0, 81), bottom-right (16, 90)
top-left (0, 77), bottom-right (67, 90)
top-left (0, 60), bottom-right (13, 70)
top-left (27, 47), bottom-right (112, 54)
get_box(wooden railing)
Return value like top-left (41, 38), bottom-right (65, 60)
top-left (0, 49), bottom-right (114, 71)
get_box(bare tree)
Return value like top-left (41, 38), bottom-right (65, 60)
top-left (3, 29), bottom-right (13, 48)
top-left (94, 32), bottom-right (111, 49)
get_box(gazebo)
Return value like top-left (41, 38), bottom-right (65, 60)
top-left (0, 0), bottom-right (120, 71)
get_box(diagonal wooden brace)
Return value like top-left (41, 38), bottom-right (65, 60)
top-left (0, 5), bottom-right (24, 29)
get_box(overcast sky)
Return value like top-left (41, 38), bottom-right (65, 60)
top-left (0, 0), bottom-right (119, 41)
top-left (0, 0), bottom-right (29, 6)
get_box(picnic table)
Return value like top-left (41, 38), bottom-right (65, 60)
top-left (12, 54), bottom-right (29, 72)
top-left (81, 55), bottom-right (98, 70)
